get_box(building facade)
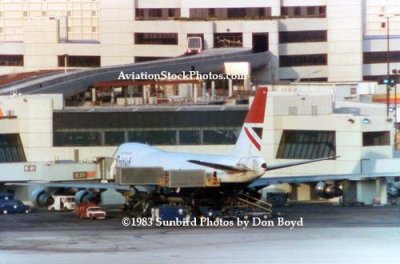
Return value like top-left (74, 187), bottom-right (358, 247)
top-left (0, 0), bottom-right (400, 84)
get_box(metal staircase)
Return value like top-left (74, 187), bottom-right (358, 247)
top-left (237, 193), bottom-right (273, 215)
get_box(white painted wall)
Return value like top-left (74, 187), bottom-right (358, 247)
top-left (2, 2), bottom-right (400, 86)
top-left (327, 0), bottom-right (363, 82)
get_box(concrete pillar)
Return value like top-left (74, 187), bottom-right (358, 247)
top-left (193, 83), bottom-right (198, 103)
top-left (376, 179), bottom-right (388, 205)
top-left (244, 75), bottom-right (250, 91)
top-left (228, 79), bottom-right (233, 97)
top-left (202, 82), bottom-right (207, 101)
top-left (211, 81), bottom-right (216, 101)
top-left (91, 88), bottom-right (97, 102)
top-left (74, 149), bottom-right (79, 162)
top-left (289, 184), bottom-right (311, 201)
top-left (142, 85), bottom-right (149, 104)
top-left (110, 87), bottom-right (115, 104)
top-left (181, 8), bottom-right (189, 18)
top-left (342, 181), bottom-right (357, 204)
top-left (356, 179), bottom-right (388, 205)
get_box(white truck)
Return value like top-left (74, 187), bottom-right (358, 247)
top-left (48, 195), bottom-right (76, 211)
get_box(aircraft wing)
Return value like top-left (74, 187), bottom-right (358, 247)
top-left (266, 156), bottom-right (339, 171)
top-left (248, 172), bottom-right (392, 190)
top-left (187, 160), bottom-right (248, 172)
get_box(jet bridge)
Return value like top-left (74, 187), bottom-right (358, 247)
top-left (0, 48), bottom-right (268, 98)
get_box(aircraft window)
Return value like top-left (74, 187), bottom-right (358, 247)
top-left (276, 130), bottom-right (336, 159)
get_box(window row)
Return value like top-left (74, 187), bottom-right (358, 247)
top-left (53, 128), bottom-right (240, 147)
top-left (363, 51), bottom-right (400, 64)
top-left (190, 8), bottom-right (272, 20)
top-left (53, 110), bottom-right (247, 130)
top-left (58, 55), bottom-right (100, 68)
top-left (279, 30), bottom-right (327, 44)
top-left (134, 33), bottom-right (178, 45)
top-left (0, 55), bottom-right (23, 66)
top-left (134, 7), bottom-right (326, 20)
top-left (281, 6), bottom-right (326, 18)
top-left (135, 8), bottom-right (180, 20)
top-left (279, 54), bottom-right (327, 67)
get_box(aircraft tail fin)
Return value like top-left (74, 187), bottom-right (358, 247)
top-left (232, 87), bottom-right (267, 157)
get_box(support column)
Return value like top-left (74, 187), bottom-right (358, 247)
top-left (202, 81), bottom-right (207, 101)
top-left (110, 87), bottom-right (115, 104)
top-left (193, 83), bottom-right (198, 103)
top-left (228, 79), bottom-right (233, 97)
top-left (142, 85), bottom-right (149, 104)
top-left (211, 81), bottom-right (216, 101)
top-left (91, 88), bottom-right (97, 103)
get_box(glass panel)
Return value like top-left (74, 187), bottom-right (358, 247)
top-left (128, 130), bottom-right (176, 145)
top-left (54, 132), bottom-right (101, 146)
top-left (277, 130), bottom-right (336, 159)
top-left (179, 130), bottom-right (201, 145)
top-left (203, 129), bottom-right (239, 144)
top-left (104, 131), bottom-right (125, 146)
top-left (0, 134), bottom-right (26, 162)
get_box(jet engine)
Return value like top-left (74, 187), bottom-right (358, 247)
top-left (315, 181), bottom-right (343, 199)
top-left (31, 188), bottom-right (54, 207)
top-left (74, 190), bottom-right (99, 204)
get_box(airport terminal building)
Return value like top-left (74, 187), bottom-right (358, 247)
top-left (1, 84), bottom-right (399, 205)
top-left (1, 1), bottom-right (400, 206)
top-left (0, 0), bottom-right (400, 83)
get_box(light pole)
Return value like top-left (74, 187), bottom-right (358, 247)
top-left (379, 13), bottom-right (400, 116)
top-left (392, 69), bottom-right (399, 126)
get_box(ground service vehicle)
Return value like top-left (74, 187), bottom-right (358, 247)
top-left (0, 199), bottom-right (31, 214)
top-left (75, 203), bottom-right (106, 220)
top-left (48, 195), bottom-right (76, 211)
top-left (151, 205), bottom-right (191, 221)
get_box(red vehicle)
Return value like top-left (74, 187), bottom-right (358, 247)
top-left (75, 203), bottom-right (106, 220)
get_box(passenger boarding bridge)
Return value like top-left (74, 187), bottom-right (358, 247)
top-left (0, 48), bottom-right (268, 98)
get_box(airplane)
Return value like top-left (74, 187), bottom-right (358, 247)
top-left (107, 87), bottom-right (337, 213)
top-left (113, 87), bottom-right (335, 185)
top-left (9, 87), bottom-right (338, 215)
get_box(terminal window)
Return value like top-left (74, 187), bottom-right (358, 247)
top-left (279, 54), bottom-right (328, 67)
top-left (362, 131), bottom-right (390, 146)
top-left (276, 130), bottom-right (336, 159)
top-left (0, 134), bottom-right (26, 163)
top-left (128, 130), bottom-right (176, 145)
top-left (0, 55), bottom-right (24, 66)
top-left (214, 33), bottom-right (243, 48)
top-left (58, 56), bottom-right (100, 68)
top-left (53, 110), bottom-right (246, 146)
top-left (134, 33), bottom-right (178, 45)
top-left (279, 30), bottom-right (327, 44)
